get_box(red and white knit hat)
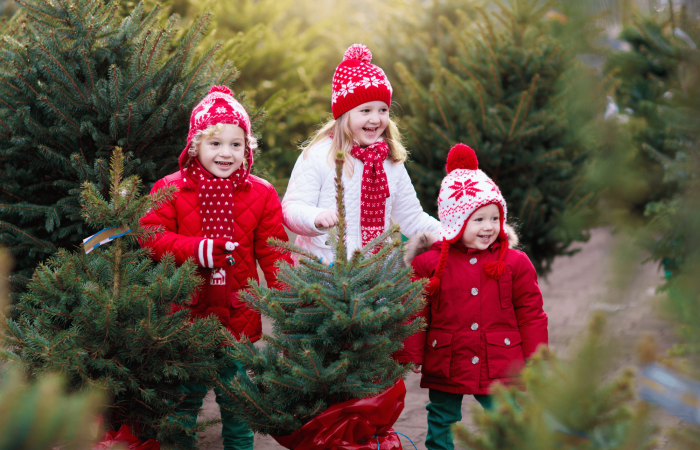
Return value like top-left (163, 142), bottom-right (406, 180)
top-left (331, 44), bottom-right (392, 119)
top-left (178, 85), bottom-right (254, 170)
top-left (427, 144), bottom-right (509, 292)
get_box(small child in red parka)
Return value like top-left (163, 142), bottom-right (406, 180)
top-left (140, 85), bottom-right (292, 450)
top-left (395, 143), bottom-right (548, 450)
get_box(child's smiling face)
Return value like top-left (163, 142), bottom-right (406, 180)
top-left (347, 101), bottom-right (389, 146)
top-left (197, 124), bottom-right (246, 178)
top-left (460, 203), bottom-right (501, 250)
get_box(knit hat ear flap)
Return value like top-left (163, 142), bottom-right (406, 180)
top-left (483, 229), bottom-right (508, 280)
top-left (425, 239), bottom-right (450, 296)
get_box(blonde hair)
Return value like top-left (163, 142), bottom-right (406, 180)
top-left (187, 123), bottom-right (258, 167)
top-left (300, 114), bottom-right (408, 177)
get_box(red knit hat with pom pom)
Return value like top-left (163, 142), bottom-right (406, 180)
top-left (179, 85), bottom-right (254, 170)
top-left (331, 44), bottom-right (392, 119)
top-left (425, 144), bottom-right (509, 294)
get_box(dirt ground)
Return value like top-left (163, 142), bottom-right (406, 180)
top-left (197, 227), bottom-right (680, 449)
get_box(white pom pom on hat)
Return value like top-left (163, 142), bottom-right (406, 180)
top-left (343, 43), bottom-right (373, 63)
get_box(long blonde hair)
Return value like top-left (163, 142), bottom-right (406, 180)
top-left (300, 113), bottom-right (408, 178)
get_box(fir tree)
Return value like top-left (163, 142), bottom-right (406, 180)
top-left (0, 0), bottom-right (249, 286)
top-left (453, 314), bottom-right (654, 450)
top-left (1, 149), bottom-right (230, 449)
top-left (215, 149), bottom-right (425, 435)
top-left (395, 0), bottom-right (593, 275)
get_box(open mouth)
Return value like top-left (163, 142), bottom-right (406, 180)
top-left (477, 234), bottom-right (492, 243)
top-left (215, 161), bottom-right (233, 168)
top-left (363, 126), bottom-right (378, 133)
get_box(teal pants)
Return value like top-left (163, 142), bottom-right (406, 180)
top-left (177, 363), bottom-right (254, 450)
top-left (425, 390), bottom-right (492, 450)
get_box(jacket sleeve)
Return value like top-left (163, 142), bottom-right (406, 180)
top-left (511, 252), bottom-right (548, 358)
top-left (254, 185), bottom-right (294, 290)
top-left (390, 165), bottom-right (441, 238)
top-left (393, 256), bottom-right (432, 365)
top-left (139, 179), bottom-right (202, 266)
top-left (281, 150), bottom-right (329, 237)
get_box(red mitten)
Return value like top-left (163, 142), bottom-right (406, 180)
top-left (196, 239), bottom-right (239, 268)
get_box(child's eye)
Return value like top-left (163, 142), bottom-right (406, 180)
top-left (211, 141), bottom-right (219, 146)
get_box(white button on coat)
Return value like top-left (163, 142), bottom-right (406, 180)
top-left (471, 356), bottom-right (479, 364)
top-left (470, 257), bottom-right (477, 265)
top-left (504, 338), bottom-right (511, 346)
top-left (432, 340), bottom-right (437, 348)
top-left (471, 288), bottom-right (478, 295)
top-left (471, 323), bottom-right (479, 331)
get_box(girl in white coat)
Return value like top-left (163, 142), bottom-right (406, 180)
top-left (282, 44), bottom-right (440, 262)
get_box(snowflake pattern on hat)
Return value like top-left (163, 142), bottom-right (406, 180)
top-left (331, 44), bottom-right (392, 119)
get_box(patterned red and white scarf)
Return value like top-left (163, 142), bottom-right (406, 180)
top-left (185, 158), bottom-right (246, 240)
top-left (350, 141), bottom-right (390, 246)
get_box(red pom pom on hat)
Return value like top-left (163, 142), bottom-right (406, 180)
top-left (446, 143), bottom-right (478, 173)
top-left (209, 85), bottom-right (232, 95)
top-left (343, 44), bottom-right (372, 63)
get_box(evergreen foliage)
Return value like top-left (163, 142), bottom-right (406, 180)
top-left (395, 0), bottom-right (593, 275)
top-left (604, 16), bottom-right (693, 215)
top-left (216, 149), bottom-right (425, 435)
top-left (178, 0), bottom-right (354, 190)
top-left (0, 249), bottom-right (104, 450)
top-left (1, 149), bottom-right (230, 448)
top-left (453, 314), bottom-right (654, 450)
top-left (0, 0), bottom-right (247, 286)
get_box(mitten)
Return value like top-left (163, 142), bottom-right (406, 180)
top-left (196, 239), bottom-right (239, 268)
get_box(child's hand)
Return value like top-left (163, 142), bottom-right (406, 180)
top-left (411, 364), bottom-right (421, 374)
top-left (196, 239), bottom-right (239, 268)
top-left (314, 210), bottom-right (339, 229)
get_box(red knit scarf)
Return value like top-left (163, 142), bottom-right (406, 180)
top-left (185, 158), bottom-right (246, 240)
top-left (350, 141), bottom-right (390, 246)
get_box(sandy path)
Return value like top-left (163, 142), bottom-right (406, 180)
top-left (197, 227), bottom-right (679, 449)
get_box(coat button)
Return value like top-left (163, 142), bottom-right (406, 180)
top-left (432, 340), bottom-right (437, 348)
top-left (504, 338), bottom-right (511, 346)
top-left (471, 288), bottom-right (478, 296)
top-left (470, 257), bottom-right (477, 265)
top-left (471, 356), bottom-right (479, 364)
top-left (471, 322), bottom-right (479, 331)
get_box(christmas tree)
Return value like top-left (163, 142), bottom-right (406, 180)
top-left (0, 249), bottom-right (104, 450)
top-left (178, 0), bottom-right (367, 191)
top-left (2, 149), bottom-right (229, 448)
top-left (604, 16), bottom-right (692, 215)
top-left (453, 314), bottom-right (654, 450)
top-left (394, 0), bottom-right (593, 275)
top-left (0, 0), bottom-right (249, 286)
top-left (215, 149), bottom-right (425, 437)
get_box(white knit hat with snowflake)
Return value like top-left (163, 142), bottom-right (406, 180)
top-left (426, 144), bottom-right (509, 293)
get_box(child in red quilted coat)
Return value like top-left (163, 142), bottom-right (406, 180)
top-left (140, 85), bottom-right (292, 450)
top-left (394, 144), bottom-right (548, 450)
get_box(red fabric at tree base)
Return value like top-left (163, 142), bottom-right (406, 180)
top-left (92, 423), bottom-right (160, 450)
top-left (272, 379), bottom-right (406, 450)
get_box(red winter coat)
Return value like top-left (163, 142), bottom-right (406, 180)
top-left (140, 171), bottom-right (292, 342)
top-left (395, 229), bottom-right (548, 395)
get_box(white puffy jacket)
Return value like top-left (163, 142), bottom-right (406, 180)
top-left (282, 138), bottom-right (441, 261)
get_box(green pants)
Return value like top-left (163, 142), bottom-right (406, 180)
top-left (176, 363), bottom-right (254, 450)
top-left (425, 390), bottom-right (492, 450)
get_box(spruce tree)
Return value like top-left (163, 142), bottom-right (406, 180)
top-left (0, 0), bottom-right (248, 286)
top-left (0, 249), bottom-right (103, 450)
top-left (1, 149), bottom-right (229, 449)
top-left (215, 149), bottom-right (425, 436)
top-left (395, 0), bottom-right (593, 275)
top-left (453, 314), bottom-right (654, 450)
top-left (604, 16), bottom-right (691, 215)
